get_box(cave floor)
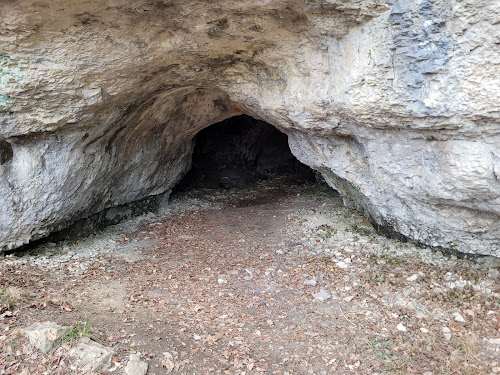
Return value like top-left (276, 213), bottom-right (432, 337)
top-left (1, 178), bottom-right (499, 375)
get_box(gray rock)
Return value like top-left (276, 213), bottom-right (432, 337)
top-left (304, 278), bottom-right (317, 286)
top-left (69, 337), bottom-right (114, 372)
top-left (313, 289), bottom-right (331, 301)
top-left (487, 268), bottom-right (500, 280)
top-left (125, 353), bottom-right (148, 375)
top-left (0, 0), bottom-right (498, 257)
top-left (453, 312), bottom-right (466, 322)
top-left (23, 321), bottom-right (66, 353)
top-left (442, 327), bottom-right (452, 341)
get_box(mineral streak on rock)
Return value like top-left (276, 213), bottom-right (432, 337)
top-left (0, 0), bottom-right (498, 255)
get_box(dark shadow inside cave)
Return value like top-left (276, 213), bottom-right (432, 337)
top-left (175, 115), bottom-right (316, 191)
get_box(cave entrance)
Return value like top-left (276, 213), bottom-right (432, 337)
top-left (175, 115), bottom-right (316, 191)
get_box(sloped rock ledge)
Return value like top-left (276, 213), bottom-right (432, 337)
top-left (0, 0), bottom-right (498, 256)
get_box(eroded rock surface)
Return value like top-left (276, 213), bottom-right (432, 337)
top-left (0, 0), bottom-right (498, 255)
top-left (69, 337), bottom-right (115, 372)
top-left (23, 322), bottom-right (66, 353)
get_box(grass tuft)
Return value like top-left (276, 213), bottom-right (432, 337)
top-left (0, 286), bottom-right (24, 310)
top-left (55, 321), bottom-right (92, 347)
top-left (454, 332), bottom-right (478, 361)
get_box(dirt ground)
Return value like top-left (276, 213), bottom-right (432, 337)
top-left (1, 178), bottom-right (499, 375)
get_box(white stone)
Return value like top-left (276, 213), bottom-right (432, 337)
top-left (336, 261), bottom-right (349, 269)
top-left (442, 327), bottom-right (452, 341)
top-left (23, 322), bottom-right (66, 353)
top-left (125, 353), bottom-right (148, 375)
top-left (396, 323), bottom-right (407, 332)
top-left (313, 289), bottom-right (331, 301)
top-left (304, 278), bottom-right (317, 286)
top-left (452, 312), bottom-right (466, 322)
top-left (69, 337), bottom-right (114, 372)
top-left (406, 274), bottom-right (419, 282)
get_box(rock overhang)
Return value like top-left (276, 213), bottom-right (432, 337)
top-left (0, 0), bottom-right (499, 255)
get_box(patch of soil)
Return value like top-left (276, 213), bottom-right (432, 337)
top-left (1, 177), bottom-right (499, 374)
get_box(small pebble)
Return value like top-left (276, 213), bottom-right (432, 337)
top-left (313, 289), bottom-right (331, 301)
top-left (406, 274), bottom-right (418, 282)
top-left (396, 323), bottom-right (407, 332)
top-left (304, 278), bottom-right (317, 286)
top-left (336, 261), bottom-right (348, 269)
top-left (442, 327), bottom-right (451, 341)
top-left (453, 312), bottom-right (466, 322)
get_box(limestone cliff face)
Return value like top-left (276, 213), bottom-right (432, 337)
top-left (0, 0), bottom-right (499, 255)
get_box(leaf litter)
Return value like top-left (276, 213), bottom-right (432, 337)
top-left (0, 177), bottom-right (499, 374)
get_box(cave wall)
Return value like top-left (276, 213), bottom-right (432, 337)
top-left (0, 0), bottom-right (498, 255)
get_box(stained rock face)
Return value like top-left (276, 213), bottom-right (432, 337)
top-left (0, 0), bottom-right (498, 255)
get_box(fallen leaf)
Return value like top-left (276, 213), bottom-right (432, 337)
top-left (162, 358), bottom-right (175, 372)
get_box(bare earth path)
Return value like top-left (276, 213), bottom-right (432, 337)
top-left (1, 178), bottom-right (499, 374)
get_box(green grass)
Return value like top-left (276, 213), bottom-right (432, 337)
top-left (55, 321), bottom-right (92, 347)
top-left (442, 287), bottom-right (477, 304)
top-left (351, 223), bottom-right (372, 237)
top-left (380, 253), bottom-right (405, 265)
top-left (0, 286), bottom-right (24, 310)
top-left (316, 224), bottom-right (335, 240)
top-left (367, 254), bottom-right (379, 264)
top-left (366, 335), bottom-right (399, 360)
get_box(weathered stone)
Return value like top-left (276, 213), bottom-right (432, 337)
top-left (125, 353), bottom-right (149, 375)
top-left (304, 278), bottom-right (317, 286)
top-left (313, 289), bottom-right (331, 301)
top-left (69, 337), bottom-right (114, 372)
top-left (0, 0), bottom-right (498, 256)
top-left (23, 322), bottom-right (66, 353)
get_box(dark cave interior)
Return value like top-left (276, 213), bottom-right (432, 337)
top-left (176, 115), bottom-right (316, 190)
